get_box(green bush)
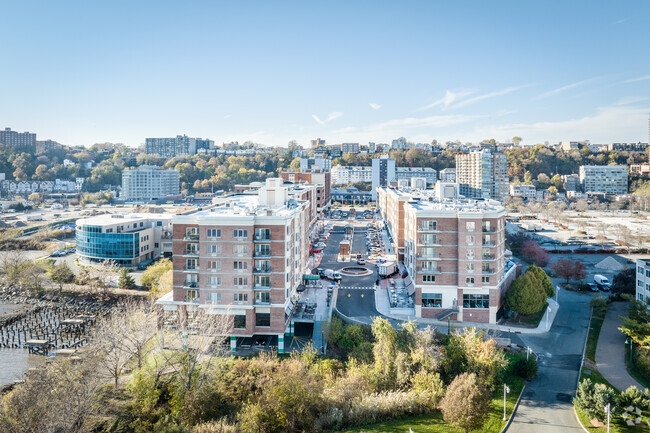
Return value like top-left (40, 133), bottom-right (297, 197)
top-left (574, 379), bottom-right (617, 421)
top-left (505, 271), bottom-right (547, 315)
top-left (512, 353), bottom-right (538, 380)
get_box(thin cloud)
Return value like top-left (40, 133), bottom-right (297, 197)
top-left (369, 103), bottom-right (382, 110)
top-left (534, 78), bottom-right (600, 100)
top-left (615, 96), bottom-right (648, 106)
top-left (625, 75), bottom-right (650, 83)
top-left (312, 111), bottom-right (343, 126)
top-left (418, 90), bottom-right (475, 111)
top-left (613, 18), bottom-right (628, 24)
top-left (223, 114), bottom-right (232, 119)
top-left (453, 85), bottom-right (530, 108)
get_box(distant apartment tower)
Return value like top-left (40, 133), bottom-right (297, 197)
top-left (299, 157), bottom-right (332, 172)
top-left (563, 174), bottom-right (581, 192)
top-left (121, 166), bottom-right (180, 201)
top-left (635, 259), bottom-right (650, 304)
top-left (0, 127), bottom-right (36, 148)
top-left (310, 138), bottom-right (326, 147)
top-left (159, 178), bottom-right (313, 352)
top-left (439, 168), bottom-right (456, 182)
top-left (279, 168), bottom-right (331, 216)
top-left (145, 135), bottom-right (198, 157)
top-left (341, 143), bottom-right (360, 154)
top-left (371, 155), bottom-right (396, 200)
top-left (331, 165), bottom-right (373, 185)
top-left (396, 167), bottom-right (437, 185)
top-left (195, 138), bottom-right (215, 153)
top-left (455, 151), bottom-right (508, 201)
top-left (509, 184), bottom-right (537, 200)
top-left (579, 165), bottom-right (628, 195)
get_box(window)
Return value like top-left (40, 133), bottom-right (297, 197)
top-left (186, 289), bottom-right (198, 300)
top-left (255, 228), bottom-right (271, 240)
top-left (466, 250), bottom-right (475, 259)
top-left (208, 276), bottom-right (221, 287)
top-left (646, 270), bottom-right (650, 277)
top-left (255, 260), bottom-right (270, 272)
top-left (233, 261), bottom-right (248, 270)
top-left (233, 245), bottom-right (248, 254)
top-left (208, 292), bottom-right (221, 303)
top-left (233, 314), bottom-right (246, 328)
top-left (420, 247), bottom-right (436, 258)
top-left (255, 312), bottom-right (271, 327)
top-left (482, 248), bottom-right (492, 259)
top-left (255, 291), bottom-right (270, 304)
top-left (185, 227), bottom-right (198, 239)
top-left (463, 294), bottom-right (489, 309)
top-left (482, 221), bottom-right (491, 232)
top-left (207, 228), bottom-right (221, 238)
top-left (422, 293), bottom-right (442, 307)
top-left (233, 277), bottom-right (248, 287)
top-left (638, 267), bottom-right (644, 274)
top-left (421, 220), bottom-right (437, 230)
top-left (207, 244), bottom-right (221, 254)
top-left (466, 263), bottom-right (475, 272)
top-left (208, 260), bottom-right (221, 271)
top-left (466, 222), bottom-right (475, 232)
top-left (233, 229), bottom-right (248, 238)
top-left (482, 276), bottom-right (490, 283)
top-left (466, 277), bottom-right (475, 285)
top-left (421, 234), bottom-right (437, 244)
top-left (255, 244), bottom-right (271, 256)
top-left (234, 293), bottom-right (248, 302)
top-left (466, 235), bottom-right (475, 245)
top-left (483, 235), bottom-right (491, 244)
top-left (422, 275), bottom-right (436, 283)
top-left (255, 275), bottom-right (270, 288)
top-left (420, 261), bottom-right (437, 271)
top-left (185, 259), bottom-right (197, 270)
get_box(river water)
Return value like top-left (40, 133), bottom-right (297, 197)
top-left (0, 304), bottom-right (45, 386)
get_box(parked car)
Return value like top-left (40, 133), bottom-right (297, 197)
top-left (357, 258), bottom-right (365, 265)
top-left (587, 283), bottom-right (599, 292)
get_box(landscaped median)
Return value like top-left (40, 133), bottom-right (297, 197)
top-left (574, 297), bottom-right (649, 432)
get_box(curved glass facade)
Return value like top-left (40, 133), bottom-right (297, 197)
top-left (76, 225), bottom-right (140, 266)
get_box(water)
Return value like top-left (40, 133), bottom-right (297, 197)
top-left (0, 303), bottom-right (46, 385)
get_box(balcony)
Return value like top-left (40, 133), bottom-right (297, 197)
top-left (182, 249), bottom-right (199, 256)
top-left (184, 297), bottom-right (199, 304)
top-left (419, 227), bottom-right (440, 233)
top-left (417, 255), bottom-right (440, 261)
top-left (254, 250), bottom-right (271, 258)
top-left (482, 268), bottom-right (495, 274)
top-left (482, 226), bottom-right (496, 234)
top-left (482, 241), bottom-right (496, 247)
top-left (253, 266), bottom-right (271, 274)
top-left (183, 281), bottom-right (199, 289)
top-left (417, 268), bottom-right (441, 274)
top-left (482, 255), bottom-right (496, 260)
top-left (182, 265), bottom-right (199, 271)
top-left (183, 234), bottom-right (199, 241)
top-left (254, 285), bottom-right (271, 291)
top-left (254, 235), bottom-right (271, 241)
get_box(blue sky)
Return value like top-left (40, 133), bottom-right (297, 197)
top-left (1, 0), bottom-right (649, 147)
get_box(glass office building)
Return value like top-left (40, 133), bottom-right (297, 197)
top-left (76, 224), bottom-right (140, 266)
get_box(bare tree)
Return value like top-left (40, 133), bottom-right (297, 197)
top-left (122, 299), bottom-right (157, 369)
top-left (92, 309), bottom-right (133, 390)
top-left (0, 252), bottom-right (45, 293)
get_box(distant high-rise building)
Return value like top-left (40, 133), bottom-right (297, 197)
top-left (439, 168), bottom-right (456, 182)
top-left (299, 158), bottom-right (331, 172)
top-left (579, 165), bottom-right (628, 195)
top-left (341, 142), bottom-right (360, 154)
top-left (371, 155), bottom-right (396, 200)
top-left (195, 138), bottom-right (215, 152)
top-left (121, 165), bottom-right (180, 201)
top-left (455, 151), bottom-right (508, 201)
top-left (0, 127), bottom-right (36, 148)
top-left (310, 138), bottom-right (326, 148)
top-left (145, 135), bottom-right (198, 157)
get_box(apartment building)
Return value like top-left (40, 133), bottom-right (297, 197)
top-left (0, 127), bottom-right (36, 148)
top-left (605, 142), bottom-right (648, 153)
top-left (635, 259), bottom-right (650, 305)
top-left (341, 142), bottom-right (360, 154)
top-left (563, 174), bottom-right (581, 192)
top-left (121, 165), bottom-right (180, 201)
top-left (439, 168), bottom-right (456, 182)
top-left (455, 151), bottom-right (508, 201)
top-left (630, 164), bottom-right (650, 176)
top-left (160, 178), bottom-right (312, 352)
top-left (403, 199), bottom-right (514, 324)
top-left (579, 165), bottom-right (628, 195)
top-left (75, 214), bottom-right (172, 267)
top-left (299, 157), bottom-right (332, 172)
top-left (509, 184), bottom-right (537, 201)
top-left (279, 168), bottom-right (331, 216)
top-left (376, 187), bottom-right (423, 260)
top-left (371, 155), bottom-right (396, 200)
top-left (331, 165), bottom-right (373, 185)
top-left (395, 167), bottom-right (437, 185)
top-left (145, 135), bottom-right (199, 157)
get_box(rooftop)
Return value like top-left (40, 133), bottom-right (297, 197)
top-left (76, 213), bottom-right (171, 226)
top-left (406, 198), bottom-right (505, 214)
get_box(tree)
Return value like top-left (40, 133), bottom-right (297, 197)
top-left (440, 373), bottom-right (491, 433)
top-left (452, 328), bottom-right (507, 390)
top-left (611, 268), bottom-right (635, 297)
top-left (505, 271), bottom-right (547, 315)
top-left (27, 192), bottom-right (41, 202)
top-left (551, 259), bottom-right (587, 284)
top-left (574, 379), bottom-right (617, 421)
top-left (47, 261), bottom-right (76, 290)
top-left (527, 265), bottom-right (555, 298)
top-left (575, 199), bottom-right (589, 213)
top-left (521, 240), bottom-right (550, 267)
top-left (548, 185), bottom-right (558, 195)
top-left (512, 136), bottom-right (522, 145)
top-left (140, 258), bottom-right (172, 292)
top-left (118, 268), bottom-right (137, 291)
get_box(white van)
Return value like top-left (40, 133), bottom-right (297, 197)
top-left (594, 274), bottom-right (611, 290)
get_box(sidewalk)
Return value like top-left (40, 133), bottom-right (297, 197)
top-left (595, 302), bottom-right (645, 392)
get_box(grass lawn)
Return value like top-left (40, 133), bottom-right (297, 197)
top-left (585, 304), bottom-right (607, 362)
top-left (337, 376), bottom-right (525, 433)
top-left (625, 345), bottom-right (650, 390)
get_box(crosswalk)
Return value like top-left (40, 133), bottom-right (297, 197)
top-left (337, 286), bottom-right (375, 291)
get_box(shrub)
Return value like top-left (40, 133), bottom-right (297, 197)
top-left (619, 386), bottom-right (647, 411)
top-left (527, 265), bottom-right (555, 298)
top-left (574, 379), bottom-right (617, 421)
top-left (512, 353), bottom-right (538, 381)
top-left (411, 371), bottom-right (445, 409)
top-left (440, 373), bottom-right (491, 433)
top-left (505, 272), bottom-right (547, 315)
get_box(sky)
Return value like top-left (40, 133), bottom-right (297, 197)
top-left (1, 0), bottom-right (649, 148)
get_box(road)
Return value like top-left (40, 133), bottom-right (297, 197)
top-left (507, 289), bottom-right (592, 432)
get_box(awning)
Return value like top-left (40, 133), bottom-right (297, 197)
top-left (303, 274), bottom-right (320, 281)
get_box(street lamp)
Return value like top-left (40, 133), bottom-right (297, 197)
top-left (503, 384), bottom-right (510, 421)
top-left (604, 402), bottom-right (610, 433)
top-left (546, 307), bottom-right (551, 330)
top-left (625, 337), bottom-right (633, 369)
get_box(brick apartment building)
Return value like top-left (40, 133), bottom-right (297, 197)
top-left (158, 178), bottom-right (314, 352)
top-left (279, 160), bottom-right (331, 216)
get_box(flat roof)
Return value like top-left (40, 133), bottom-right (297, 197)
top-left (76, 213), bottom-right (171, 226)
top-left (406, 198), bottom-right (505, 214)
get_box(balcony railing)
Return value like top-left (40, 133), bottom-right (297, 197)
top-left (253, 267), bottom-right (271, 273)
top-left (184, 297), bottom-right (199, 304)
top-left (254, 235), bottom-right (271, 241)
top-left (417, 255), bottom-right (439, 260)
top-left (254, 285), bottom-right (271, 291)
top-left (182, 265), bottom-right (199, 271)
top-left (482, 268), bottom-right (495, 274)
top-left (482, 255), bottom-right (496, 260)
top-left (183, 234), bottom-right (199, 241)
top-left (482, 227), bottom-right (496, 233)
top-left (183, 249), bottom-right (199, 256)
top-left (183, 281), bottom-right (199, 289)
top-left (254, 250), bottom-right (271, 257)
top-left (482, 242), bottom-right (496, 247)
top-left (417, 268), bottom-right (441, 274)
top-left (254, 299), bottom-right (271, 305)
